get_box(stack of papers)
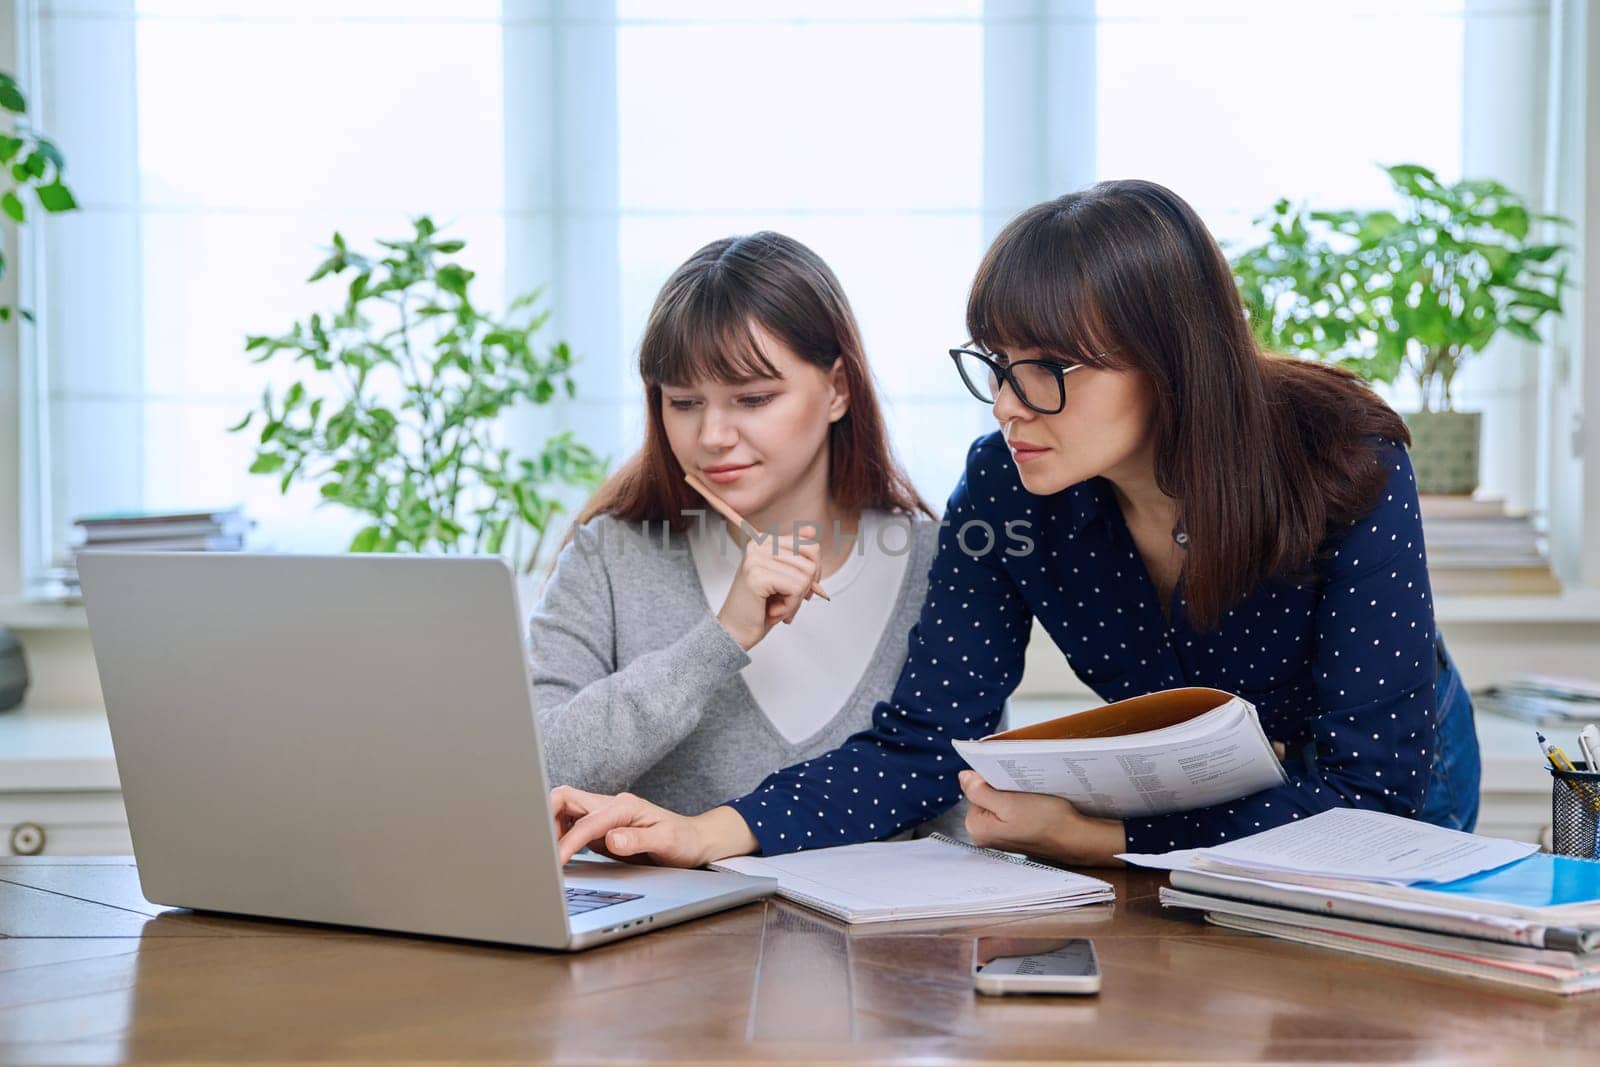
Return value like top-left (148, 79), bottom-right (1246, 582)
top-left (1124, 806), bottom-right (1538, 885)
top-left (953, 687), bottom-right (1285, 819)
top-left (709, 834), bottom-right (1114, 924)
top-left (1123, 809), bottom-right (1600, 995)
top-left (1476, 674), bottom-right (1600, 729)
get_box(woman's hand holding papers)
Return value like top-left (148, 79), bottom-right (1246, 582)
top-left (959, 770), bottom-right (1127, 867)
top-left (552, 786), bottom-right (758, 867)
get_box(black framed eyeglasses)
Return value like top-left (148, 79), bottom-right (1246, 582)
top-left (948, 346), bottom-right (1085, 416)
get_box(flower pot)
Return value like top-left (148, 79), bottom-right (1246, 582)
top-left (1403, 410), bottom-right (1481, 496)
top-left (0, 627), bottom-right (28, 712)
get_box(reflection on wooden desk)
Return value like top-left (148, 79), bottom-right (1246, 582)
top-left (0, 859), bottom-right (1595, 1065)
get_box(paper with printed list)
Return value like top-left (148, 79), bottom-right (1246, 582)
top-left (952, 687), bottom-right (1286, 819)
top-left (1119, 807), bottom-right (1538, 886)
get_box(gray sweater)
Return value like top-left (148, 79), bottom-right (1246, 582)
top-left (527, 513), bottom-right (942, 818)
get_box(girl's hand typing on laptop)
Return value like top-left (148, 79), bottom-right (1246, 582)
top-left (551, 786), bottom-right (759, 867)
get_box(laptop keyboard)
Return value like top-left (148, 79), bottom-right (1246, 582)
top-left (565, 886), bottom-right (644, 916)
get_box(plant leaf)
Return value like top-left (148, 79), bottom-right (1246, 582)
top-left (436, 264), bottom-right (473, 297)
top-left (1501, 318), bottom-right (1540, 343)
top-left (35, 182), bottom-right (77, 212)
top-left (35, 137), bottom-right (65, 171)
top-left (349, 525), bottom-right (382, 553)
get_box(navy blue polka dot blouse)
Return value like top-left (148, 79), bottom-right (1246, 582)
top-left (726, 430), bottom-right (1437, 856)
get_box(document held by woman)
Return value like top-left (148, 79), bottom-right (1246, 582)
top-left (952, 687), bottom-right (1286, 819)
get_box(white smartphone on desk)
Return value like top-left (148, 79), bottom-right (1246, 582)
top-left (972, 937), bottom-right (1101, 995)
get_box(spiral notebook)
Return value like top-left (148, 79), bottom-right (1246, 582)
top-left (708, 834), bottom-right (1115, 924)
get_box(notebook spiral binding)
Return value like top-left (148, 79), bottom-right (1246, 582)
top-left (927, 833), bottom-right (1069, 874)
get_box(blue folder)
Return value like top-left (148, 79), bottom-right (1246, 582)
top-left (1426, 852), bottom-right (1600, 913)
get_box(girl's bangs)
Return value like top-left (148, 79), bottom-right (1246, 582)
top-left (642, 286), bottom-right (781, 388)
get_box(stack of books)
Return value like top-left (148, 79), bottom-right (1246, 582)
top-left (49, 507), bottom-right (254, 595)
top-left (1475, 675), bottom-right (1600, 731)
top-left (1419, 494), bottom-right (1560, 595)
top-left (1129, 809), bottom-right (1600, 995)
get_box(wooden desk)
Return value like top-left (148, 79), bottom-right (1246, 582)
top-left (1, 857), bottom-right (1594, 1065)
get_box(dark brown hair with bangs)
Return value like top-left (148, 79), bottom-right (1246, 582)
top-left (968, 180), bottom-right (1409, 631)
top-left (576, 231), bottom-right (930, 531)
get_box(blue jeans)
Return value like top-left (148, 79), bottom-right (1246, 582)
top-left (1418, 633), bottom-right (1481, 832)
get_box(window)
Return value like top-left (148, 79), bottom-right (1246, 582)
top-left (1097, 1), bottom-right (1464, 249)
top-left (18, 0), bottom-right (1571, 592)
top-left (27, 0), bottom-right (986, 589)
top-left (1092, 0), bottom-right (1563, 572)
top-left (614, 1), bottom-right (988, 503)
top-left (36, 0), bottom-right (508, 571)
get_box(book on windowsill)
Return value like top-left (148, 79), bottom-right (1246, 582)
top-left (81, 533), bottom-right (247, 553)
top-left (1428, 566), bottom-right (1563, 596)
top-left (1419, 495), bottom-right (1560, 596)
top-left (1417, 494), bottom-right (1526, 520)
top-left (1474, 674), bottom-right (1600, 730)
top-left (951, 687), bottom-right (1286, 820)
top-left (53, 507), bottom-right (256, 593)
top-left (74, 506), bottom-right (253, 544)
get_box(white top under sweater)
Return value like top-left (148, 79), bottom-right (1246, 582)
top-left (688, 510), bottom-right (913, 744)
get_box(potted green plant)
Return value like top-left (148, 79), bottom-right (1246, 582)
top-left (1, 69), bottom-right (77, 710)
top-left (1230, 164), bottom-right (1572, 495)
top-left (0, 69), bottom-right (78, 324)
top-left (233, 217), bottom-right (607, 574)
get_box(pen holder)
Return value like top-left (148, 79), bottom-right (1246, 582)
top-left (1549, 761), bottom-right (1600, 859)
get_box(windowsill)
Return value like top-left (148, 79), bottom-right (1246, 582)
top-left (8, 588), bottom-right (1600, 632)
top-left (0, 705), bottom-right (120, 790)
top-left (1432, 588), bottom-right (1600, 623)
top-left (0, 594), bottom-right (87, 630)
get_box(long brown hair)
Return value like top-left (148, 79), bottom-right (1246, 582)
top-left (577, 231), bottom-right (930, 531)
top-left (967, 180), bottom-right (1409, 631)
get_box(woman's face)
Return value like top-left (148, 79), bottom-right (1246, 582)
top-left (660, 323), bottom-right (849, 519)
top-left (990, 346), bottom-right (1157, 495)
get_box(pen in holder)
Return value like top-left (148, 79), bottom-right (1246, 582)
top-left (1549, 761), bottom-right (1600, 859)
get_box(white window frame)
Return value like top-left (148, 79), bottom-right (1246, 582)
top-left (2, 0), bottom-right (48, 600)
top-left (4, 0), bottom-right (1599, 609)
top-left (1538, 0), bottom-right (1600, 589)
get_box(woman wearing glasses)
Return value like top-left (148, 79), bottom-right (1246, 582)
top-left (553, 181), bottom-right (1478, 867)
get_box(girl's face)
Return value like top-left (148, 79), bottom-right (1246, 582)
top-left (991, 347), bottom-right (1158, 495)
top-left (660, 323), bottom-right (849, 519)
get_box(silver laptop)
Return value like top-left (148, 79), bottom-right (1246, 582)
top-left (77, 551), bottom-right (775, 950)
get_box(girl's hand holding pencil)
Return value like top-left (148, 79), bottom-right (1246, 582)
top-left (686, 473), bottom-right (830, 652)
